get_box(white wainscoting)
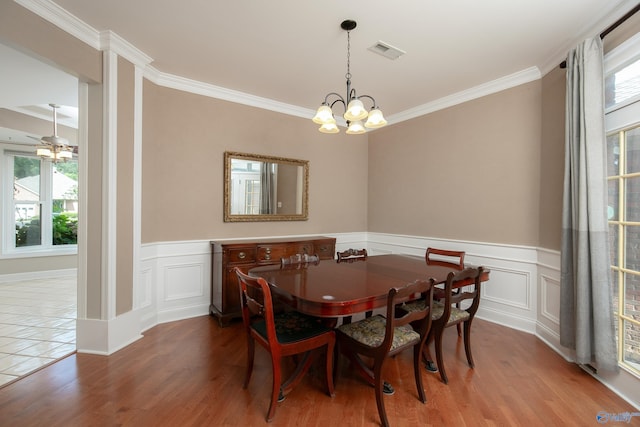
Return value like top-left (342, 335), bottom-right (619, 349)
top-left (139, 240), bottom-right (211, 330)
top-left (135, 233), bottom-right (546, 335)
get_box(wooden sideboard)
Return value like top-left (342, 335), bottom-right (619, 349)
top-left (210, 236), bottom-right (336, 326)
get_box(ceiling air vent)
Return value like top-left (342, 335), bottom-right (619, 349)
top-left (368, 41), bottom-right (405, 60)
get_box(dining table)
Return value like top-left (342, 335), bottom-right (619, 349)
top-left (249, 253), bottom-right (489, 318)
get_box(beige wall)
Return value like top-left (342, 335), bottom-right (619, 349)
top-left (141, 82), bottom-right (369, 243)
top-left (539, 67), bottom-right (566, 250)
top-left (85, 83), bottom-right (104, 318)
top-left (116, 57), bottom-right (135, 315)
top-left (368, 81), bottom-right (543, 247)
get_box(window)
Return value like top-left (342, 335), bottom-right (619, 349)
top-left (3, 151), bottom-right (78, 255)
top-left (605, 32), bottom-right (640, 376)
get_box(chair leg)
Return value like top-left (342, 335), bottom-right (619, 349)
top-left (413, 343), bottom-right (427, 403)
top-left (373, 360), bottom-right (390, 427)
top-left (463, 319), bottom-right (475, 368)
top-left (266, 355), bottom-right (283, 422)
top-left (243, 337), bottom-right (255, 388)
top-left (456, 323), bottom-right (462, 337)
top-left (434, 326), bottom-right (448, 384)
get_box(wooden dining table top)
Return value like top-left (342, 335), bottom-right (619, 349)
top-left (249, 254), bottom-right (489, 318)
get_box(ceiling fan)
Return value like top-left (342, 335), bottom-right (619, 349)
top-left (32, 103), bottom-right (74, 162)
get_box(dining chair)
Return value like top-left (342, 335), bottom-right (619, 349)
top-left (425, 247), bottom-right (466, 338)
top-left (234, 267), bottom-right (336, 422)
top-left (335, 279), bottom-right (435, 427)
top-left (404, 266), bottom-right (483, 384)
top-left (336, 248), bottom-right (370, 322)
top-left (336, 248), bottom-right (368, 263)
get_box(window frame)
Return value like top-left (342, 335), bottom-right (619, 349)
top-left (605, 30), bottom-right (640, 377)
top-left (1, 147), bottom-right (77, 258)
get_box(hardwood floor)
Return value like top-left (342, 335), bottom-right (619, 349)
top-left (0, 316), bottom-right (634, 426)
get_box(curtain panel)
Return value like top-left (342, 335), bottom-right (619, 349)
top-left (560, 37), bottom-right (618, 372)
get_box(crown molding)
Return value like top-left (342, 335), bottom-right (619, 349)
top-left (16, 1), bottom-right (152, 67)
top-left (387, 66), bottom-right (542, 125)
top-left (145, 69), bottom-right (314, 120)
top-left (100, 31), bottom-right (153, 66)
top-left (15, 0), bottom-right (100, 49)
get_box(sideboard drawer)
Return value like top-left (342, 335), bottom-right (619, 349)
top-left (257, 244), bottom-right (289, 262)
top-left (226, 247), bottom-right (256, 264)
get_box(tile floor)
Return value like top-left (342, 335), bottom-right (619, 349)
top-left (0, 276), bottom-right (76, 387)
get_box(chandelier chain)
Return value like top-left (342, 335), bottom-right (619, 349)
top-left (345, 30), bottom-right (351, 81)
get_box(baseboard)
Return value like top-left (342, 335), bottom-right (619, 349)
top-left (0, 268), bottom-right (77, 283)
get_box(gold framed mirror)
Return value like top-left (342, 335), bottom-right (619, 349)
top-left (224, 151), bottom-right (309, 222)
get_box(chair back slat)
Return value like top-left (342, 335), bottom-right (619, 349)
top-left (425, 247), bottom-right (465, 270)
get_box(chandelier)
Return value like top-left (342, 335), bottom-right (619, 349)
top-left (36, 104), bottom-right (73, 162)
top-left (312, 20), bottom-right (387, 134)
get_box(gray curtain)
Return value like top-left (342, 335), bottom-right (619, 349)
top-left (560, 37), bottom-right (618, 372)
top-left (260, 162), bottom-right (275, 214)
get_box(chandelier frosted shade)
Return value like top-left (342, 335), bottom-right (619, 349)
top-left (319, 122), bottom-right (340, 133)
top-left (346, 120), bottom-right (366, 134)
top-left (312, 105), bottom-right (334, 124)
top-left (344, 99), bottom-right (367, 121)
top-left (364, 108), bottom-right (387, 128)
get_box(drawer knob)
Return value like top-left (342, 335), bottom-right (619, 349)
top-left (264, 254), bottom-right (271, 260)
top-left (238, 252), bottom-right (246, 259)
top-left (265, 248), bottom-right (271, 254)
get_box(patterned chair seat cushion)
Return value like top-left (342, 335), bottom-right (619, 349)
top-left (402, 300), bottom-right (470, 324)
top-left (252, 311), bottom-right (332, 344)
top-left (337, 315), bottom-right (420, 350)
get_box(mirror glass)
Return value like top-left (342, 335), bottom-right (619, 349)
top-left (224, 151), bottom-right (309, 222)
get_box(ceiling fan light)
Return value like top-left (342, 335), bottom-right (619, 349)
top-left (319, 122), bottom-right (339, 134)
top-left (346, 120), bottom-right (366, 134)
top-left (364, 108), bottom-right (387, 129)
top-left (36, 146), bottom-right (52, 158)
top-left (57, 148), bottom-right (73, 160)
top-left (344, 99), bottom-right (367, 121)
top-left (312, 105), bottom-right (335, 124)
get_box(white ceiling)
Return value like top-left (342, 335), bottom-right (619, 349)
top-left (1, 0), bottom-right (638, 143)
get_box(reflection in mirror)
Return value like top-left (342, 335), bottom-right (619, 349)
top-left (224, 151), bottom-right (309, 222)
